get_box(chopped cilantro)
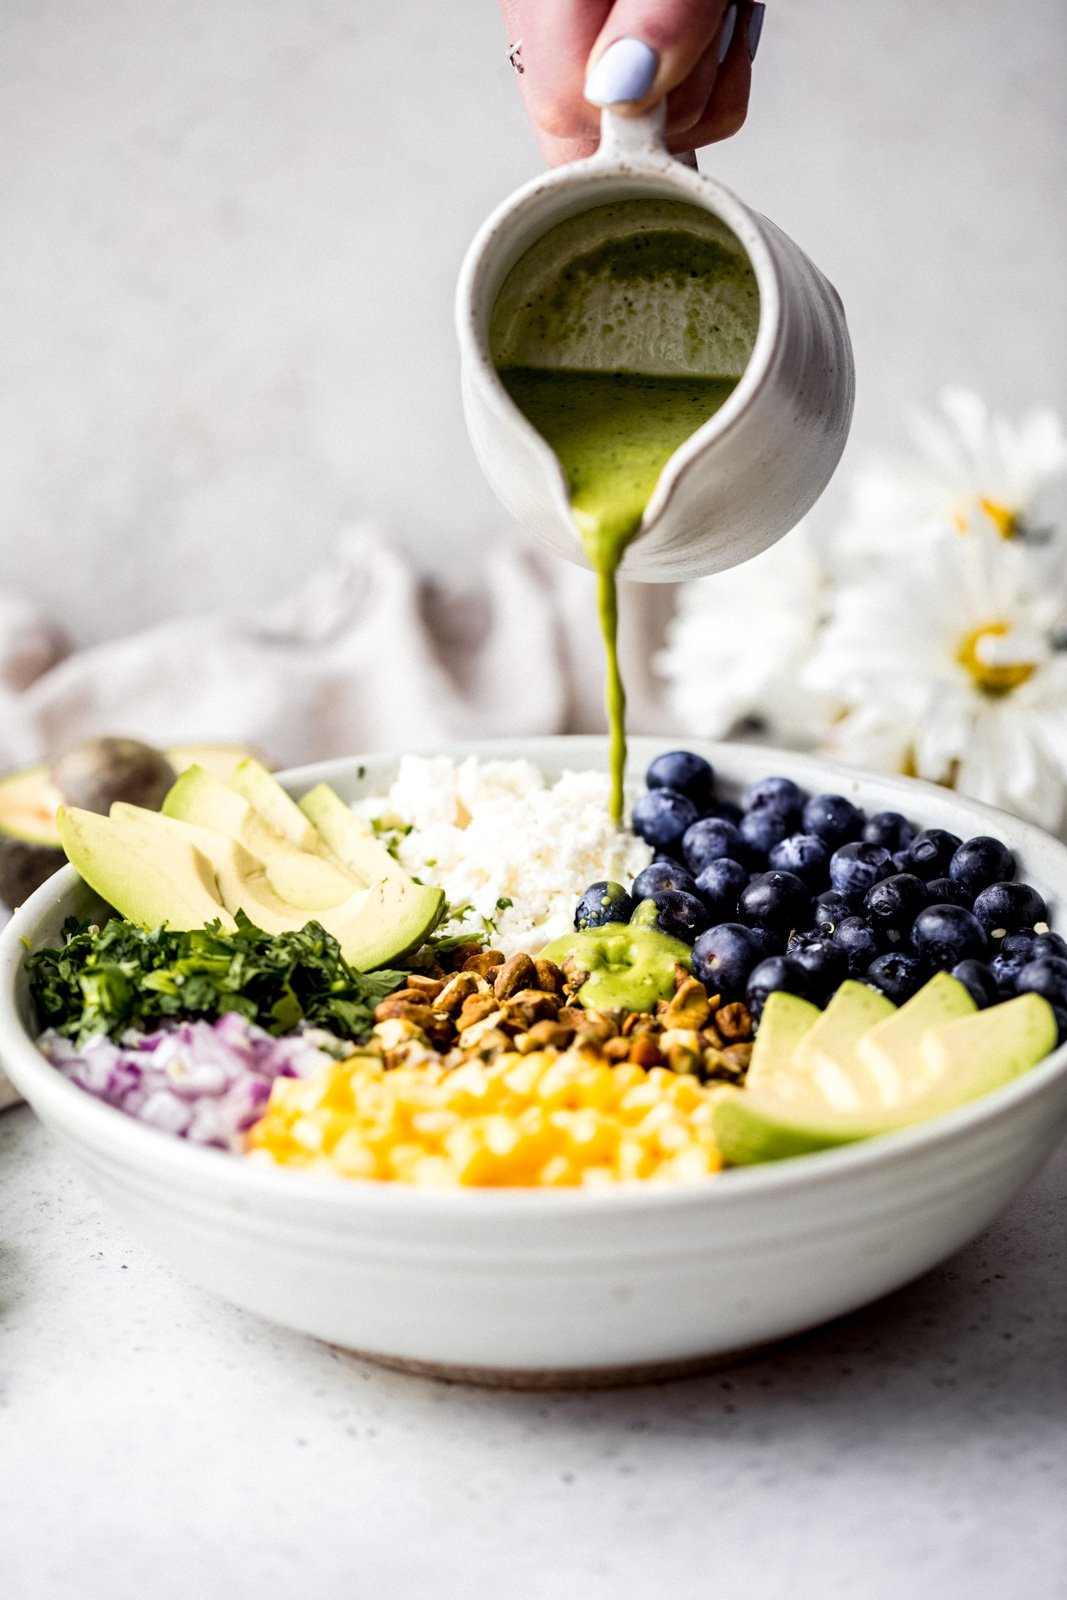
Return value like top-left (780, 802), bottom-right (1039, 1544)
top-left (26, 913), bottom-right (407, 1046)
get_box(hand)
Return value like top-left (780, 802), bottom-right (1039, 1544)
top-left (500, 0), bottom-right (764, 166)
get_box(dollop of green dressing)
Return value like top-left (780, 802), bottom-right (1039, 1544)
top-left (540, 922), bottom-right (691, 1014)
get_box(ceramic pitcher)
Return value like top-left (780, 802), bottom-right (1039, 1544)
top-left (456, 105), bottom-right (855, 583)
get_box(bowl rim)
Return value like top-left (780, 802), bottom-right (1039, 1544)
top-left (4, 734), bottom-right (1067, 1217)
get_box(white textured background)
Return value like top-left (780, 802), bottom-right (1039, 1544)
top-left (1, 0), bottom-right (1064, 645)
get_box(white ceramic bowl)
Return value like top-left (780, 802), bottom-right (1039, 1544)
top-left (4, 737), bottom-right (1067, 1387)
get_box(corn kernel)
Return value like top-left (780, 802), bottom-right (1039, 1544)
top-left (245, 1040), bottom-right (726, 1189)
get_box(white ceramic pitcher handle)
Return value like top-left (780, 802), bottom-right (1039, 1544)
top-left (597, 102), bottom-right (668, 162)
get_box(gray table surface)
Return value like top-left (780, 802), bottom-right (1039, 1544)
top-left (1, 1104), bottom-right (1064, 1600)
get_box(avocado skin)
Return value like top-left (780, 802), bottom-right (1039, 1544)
top-left (713, 1094), bottom-right (873, 1165)
top-left (0, 836), bottom-right (66, 909)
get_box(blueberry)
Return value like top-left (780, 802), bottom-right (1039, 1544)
top-left (991, 947), bottom-right (1031, 997)
top-left (703, 796), bottom-right (744, 826)
top-left (786, 929), bottom-right (847, 1002)
top-left (891, 850), bottom-right (912, 874)
top-left (743, 775), bottom-right (806, 820)
top-left (925, 876), bottom-right (973, 910)
top-left (768, 832), bottom-right (830, 887)
top-left (832, 916), bottom-right (881, 975)
top-left (862, 811), bottom-right (915, 852)
top-left (829, 842), bottom-right (893, 898)
top-left (949, 836), bottom-right (1016, 895)
top-left (813, 889), bottom-right (857, 933)
top-left (864, 873), bottom-right (928, 935)
top-left (866, 951), bottom-right (927, 1005)
top-left (905, 828), bottom-right (962, 881)
top-left (746, 956), bottom-right (816, 1022)
top-left (632, 862), bottom-right (696, 901)
top-left (646, 750), bottom-right (714, 809)
top-left (1051, 1006), bottom-right (1067, 1047)
top-left (691, 923), bottom-right (762, 1001)
top-left (682, 816), bottom-right (747, 876)
top-left (1029, 931), bottom-right (1067, 962)
top-left (802, 793), bottom-right (864, 847)
top-left (739, 807), bottom-right (793, 857)
top-left (1015, 955), bottom-right (1067, 1008)
top-left (911, 904), bottom-right (987, 967)
top-left (973, 881), bottom-right (1048, 936)
top-left (574, 881), bottom-right (635, 931)
top-left (693, 857), bottom-right (748, 922)
top-left (739, 870), bottom-right (813, 935)
top-left (951, 959), bottom-right (999, 1009)
top-left (631, 788), bottom-right (700, 853)
top-left (748, 924), bottom-right (786, 960)
top-left (646, 889), bottom-right (710, 945)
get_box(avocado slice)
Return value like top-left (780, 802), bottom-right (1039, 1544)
top-left (857, 972), bottom-right (976, 1104)
top-left (921, 994), bottom-right (1057, 1100)
top-left (229, 759), bottom-right (322, 853)
top-left (106, 805), bottom-right (444, 969)
top-left (746, 991), bottom-right (822, 1091)
top-left (298, 782), bottom-right (410, 887)
top-left (771, 980), bottom-right (897, 1111)
top-left (58, 805), bottom-right (236, 932)
top-left (712, 1093), bottom-right (893, 1165)
top-left (0, 764), bottom-right (66, 908)
top-left (714, 988), bottom-right (1058, 1166)
top-left (163, 766), bottom-right (360, 910)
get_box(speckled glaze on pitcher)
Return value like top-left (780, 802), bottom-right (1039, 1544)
top-left (456, 105), bottom-right (855, 583)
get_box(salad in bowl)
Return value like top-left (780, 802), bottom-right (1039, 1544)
top-left (3, 737), bottom-right (1067, 1382)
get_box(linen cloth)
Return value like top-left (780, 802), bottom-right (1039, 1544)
top-left (0, 526), bottom-right (673, 770)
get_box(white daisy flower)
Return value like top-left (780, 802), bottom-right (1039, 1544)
top-left (835, 388), bottom-right (1067, 573)
top-left (656, 525), bottom-right (835, 743)
top-left (805, 518), bottom-right (1067, 830)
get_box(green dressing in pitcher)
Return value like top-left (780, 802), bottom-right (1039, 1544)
top-left (490, 200), bottom-right (759, 825)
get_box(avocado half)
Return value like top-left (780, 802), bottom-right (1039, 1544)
top-left (0, 765), bottom-right (66, 908)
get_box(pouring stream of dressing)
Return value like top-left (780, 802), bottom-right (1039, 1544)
top-left (490, 201), bottom-right (759, 825)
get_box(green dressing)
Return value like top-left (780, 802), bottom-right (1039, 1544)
top-left (498, 369), bottom-right (736, 822)
top-left (489, 200), bottom-right (759, 826)
top-left (540, 922), bottom-right (692, 1014)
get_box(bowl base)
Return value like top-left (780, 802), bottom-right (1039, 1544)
top-left (333, 1340), bottom-right (777, 1390)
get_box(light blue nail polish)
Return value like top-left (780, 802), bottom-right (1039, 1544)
top-left (748, 3), bottom-right (766, 61)
top-left (717, 6), bottom-right (738, 65)
top-left (584, 38), bottom-right (659, 106)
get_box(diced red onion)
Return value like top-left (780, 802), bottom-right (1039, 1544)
top-left (39, 1016), bottom-right (345, 1150)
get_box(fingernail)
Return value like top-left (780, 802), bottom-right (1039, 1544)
top-left (584, 38), bottom-right (659, 106)
top-left (717, 6), bottom-right (738, 65)
top-left (747, 3), bottom-right (766, 61)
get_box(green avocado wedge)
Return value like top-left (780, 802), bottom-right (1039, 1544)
top-left (59, 802), bottom-right (444, 971)
top-left (107, 805), bottom-right (445, 970)
top-left (857, 972), bottom-right (976, 1100)
top-left (298, 782), bottom-right (410, 888)
top-left (163, 766), bottom-right (360, 910)
top-left (746, 992), bottom-right (821, 1090)
top-left (714, 989), bottom-right (1058, 1166)
top-left (229, 759), bottom-right (323, 853)
top-left (57, 805), bottom-right (236, 934)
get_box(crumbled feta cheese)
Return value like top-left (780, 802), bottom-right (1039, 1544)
top-left (356, 757), bottom-right (652, 954)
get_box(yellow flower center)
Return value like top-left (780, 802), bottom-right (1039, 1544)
top-left (952, 496), bottom-right (1020, 539)
top-left (957, 621), bottom-right (1036, 696)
